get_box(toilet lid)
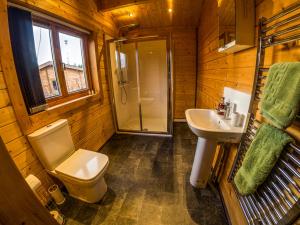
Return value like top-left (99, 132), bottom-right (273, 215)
top-left (55, 149), bottom-right (109, 181)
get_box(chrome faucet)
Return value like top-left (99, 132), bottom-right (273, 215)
top-left (224, 101), bottom-right (233, 120)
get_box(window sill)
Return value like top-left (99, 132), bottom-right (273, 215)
top-left (24, 92), bottom-right (102, 134)
top-left (45, 93), bottom-right (98, 112)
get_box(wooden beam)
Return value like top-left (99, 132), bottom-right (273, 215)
top-left (98, 0), bottom-right (149, 12)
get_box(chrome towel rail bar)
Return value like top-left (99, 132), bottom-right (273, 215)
top-left (228, 3), bottom-right (300, 224)
top-left (262, 13), bottom-right (300, 33)
top-left (263, 24), bottom-right (300, 40)
top-left (263, 3), bottom-right (300, 25)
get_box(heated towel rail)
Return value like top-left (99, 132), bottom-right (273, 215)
top-left (228, 3), bottom-right (300, 225)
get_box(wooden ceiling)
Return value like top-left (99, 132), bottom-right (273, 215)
top-left (98, 0), bottom-right (204, 29)
top-left (218, 0), bottom-right (235, 26)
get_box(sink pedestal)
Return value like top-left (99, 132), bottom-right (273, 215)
top-left (186, 109), bottom-right (245, 188)
top-left (190, 137), bottom-right (217, 188)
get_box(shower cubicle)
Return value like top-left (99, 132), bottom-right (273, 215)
top-left (106, 37), bottom-right (173, 135)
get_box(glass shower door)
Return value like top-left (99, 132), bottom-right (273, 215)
top-left (109, 42), bottom-right (141, 131)
top-left (138, 40), bottom-right (168, 132)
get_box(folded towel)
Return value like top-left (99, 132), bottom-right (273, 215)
top-left (234, 123), bottom-right (293, 195)
top-left (261, 62), bottom-right (300, 129)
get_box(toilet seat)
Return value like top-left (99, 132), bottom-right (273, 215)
top-left (55, 149), bottom-right (109, 183)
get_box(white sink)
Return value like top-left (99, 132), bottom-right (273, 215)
top-left (185, 109), bottom-right (246, 188)
top-left (185, 109), bottom-right (244, 142)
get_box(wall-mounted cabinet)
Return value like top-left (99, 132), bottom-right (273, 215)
top-left (218, 0), bottom-right (255, 53)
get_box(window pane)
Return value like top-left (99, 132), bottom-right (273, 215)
top-left (33, 25), bottom-right (61, 99)
top-left (59, 32), bottom-right (88, 93)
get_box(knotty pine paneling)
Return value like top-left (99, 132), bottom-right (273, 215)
top-left (173, 30), bottom-right (197, 119)
top-left (99, 0), bottom-right (147, 11)
top-left (0, 0), bottom-right (116, 195)
top-left (197, 0), bottom-right (300, 224)
top-left (104, 0), bottom-right (204, 29)
top-left (12, 0), bottom-right (117, 35)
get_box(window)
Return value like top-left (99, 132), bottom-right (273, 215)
top-left (58, 32), bottom-right (88, 93)
top-left (33, 25), bottom-right (60, 98)
top-left (32, 18), bottom-right (91, 105)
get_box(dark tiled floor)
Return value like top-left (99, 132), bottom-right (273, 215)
top-left (60, 123), bottom-right (228, 225)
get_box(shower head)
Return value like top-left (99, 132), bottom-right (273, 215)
top-left (119, 23), bottom-right (140, 37)
top-left (119, 23), bottom-right (139, 30)
top-left (113, 37), bottom-right (127, 43)
top-left (112, 35), bottom-right (160, 43)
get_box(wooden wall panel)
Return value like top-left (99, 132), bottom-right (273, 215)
top-left (11, 0), bottom-right (117, 35)
top-left (0, 0), bottom-right (116, 198)
top-left (197, 0), bottom-right (300, 224)
top-left (173, 30), bottom-right (197, 119)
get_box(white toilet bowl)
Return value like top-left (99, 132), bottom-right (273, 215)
top-left (52, 149), bottom-right (109, 203)
top-left (28, 119), bottom-right (109, 203)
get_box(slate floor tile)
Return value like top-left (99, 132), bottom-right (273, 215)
top-left (161, 205), bottom-right (190, 225)
top-left (137, 203), bottom-right (162, 225)
top-left (74, 205), bottom-right (98, 225)
top-left (114, 217), bottom-right (137, 225)
top-left (63, 123), bottom-right (228, 225)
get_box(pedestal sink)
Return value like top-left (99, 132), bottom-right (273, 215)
top-left (185, 109), bottom-right (246, 188)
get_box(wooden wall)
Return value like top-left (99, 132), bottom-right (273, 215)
top-left (10, 0), bottom-right (117, 35)
top-left (127, 27), bottom-right (197, 119)
top-left (173, 29), bottom-right (197, 119)
top-left (0, 0), bottom-right (116, 191)
top-left (197, 0), bottom-right (300, 224)
top-left (197, 0), bottom-right (254, 109)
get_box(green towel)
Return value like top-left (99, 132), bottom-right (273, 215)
top-left (261, 62), bottom-right (300, 129)
top-left (234, 123), bottom-right (293, 195)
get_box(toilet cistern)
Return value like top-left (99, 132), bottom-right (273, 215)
top-left (185, 109), bottom-right (246, 188)
top-left (28, 119), bottom-right (109, 203)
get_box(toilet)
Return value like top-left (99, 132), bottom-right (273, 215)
top-left (27, 119), bottom-right (109, 203)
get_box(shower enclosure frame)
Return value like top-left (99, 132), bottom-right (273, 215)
top-left (105, 35), bottom-right (174, 136)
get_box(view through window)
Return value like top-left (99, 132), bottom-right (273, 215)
top-left (33, 25), bottom-right (60, 98)
top-left (32, 20), bottom-right (90, 104)
top-left (58, 32), bottom-right (87, 93)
